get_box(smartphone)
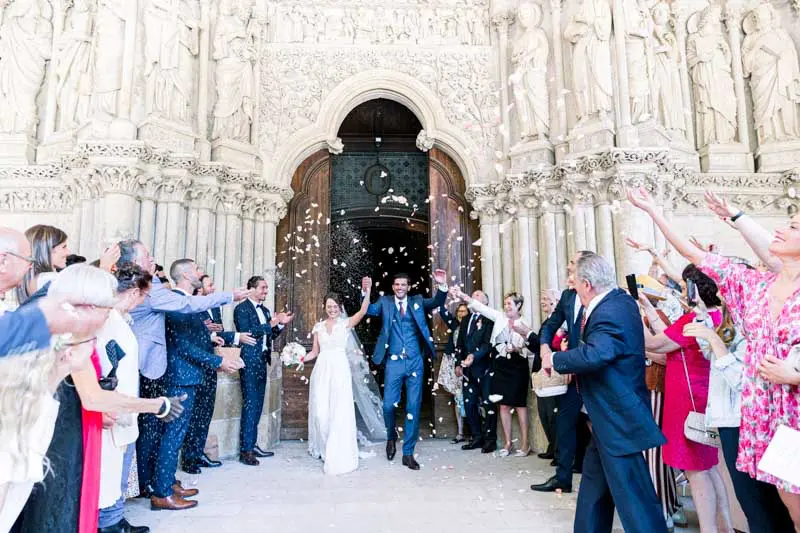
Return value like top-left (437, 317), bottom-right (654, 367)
top-left (625, 274), bottom-right (639, 301)
top-left (686, 279), bottom-right (697, 307)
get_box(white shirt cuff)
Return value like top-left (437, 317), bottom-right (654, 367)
top-left (437, 283), bottom-right (448, 292)
top-left (233, 333), bottom-right (240, 345)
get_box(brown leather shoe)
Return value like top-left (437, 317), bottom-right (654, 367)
top-left (150, 494), bottom-right (198, 511)
top-left (172, 483), bottom-right (199, 498)
top-left (239, 451), bottom-right (260, 466)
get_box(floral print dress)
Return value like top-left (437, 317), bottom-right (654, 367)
top-left (700, 253), bottom-right (800, 493)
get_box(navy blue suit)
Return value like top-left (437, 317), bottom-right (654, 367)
top-left (536, 289), bottom-right (589, 483)
top-left (0, 293), bottom-right (51, 357)
top-left (182, 307), bottom-right (235, 465)
top-left (553, 289), bottom-right (667, 533)
top-left (233, 300), bottom-right (283, 453)
top-left (367, 289), bottom-right (447, 456)
top-left (152, 291), bottom-right (224, 498)
top-left (447, 307), bottom-right (495, 444)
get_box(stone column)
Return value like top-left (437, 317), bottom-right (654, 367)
top-left (500, 213), bottom-right (515, 293)
top-left (554, 210), bottom-right (568, 286)
top-left (479, 212), bottom-right (503, 307)
top-left (241, 201), bottom-right (257, 282)
top-left (723, 2), bottom-right (751, 152)
top-left (611, 0), bottom-right (636, 146)
top-left (196, 0), bottom-right (212, 160)
top-left (185, 205), bottom-right (199, 260)
top-left (189, 185), bottom-right (218, 271)
top-left (550, 0), bottom-right (568, 156)
top-left (220, 188), bottom-right (245, 290)
top-left (155, 175), bottom-right (191, 268)
top-left (492, 11), bottom-right (514, 157)
top-left (253, 213), bottom-right (265, 276)
top-left (212, 207), bottom-right (227, 287)
top-left (539, 210), bottom-right (559, 296)
top-left (262, 198), bottom-right (285, 311)
top-left (514, 207), bottom-right (540, 326)
top-left (595, 201), bottom-right (615, 263)
top-left (96, 167), bottom-right (141, 243)
top-left (610, 176), bottom-right (656, 280)
top-left (137, 175), bottom-right (162, 253)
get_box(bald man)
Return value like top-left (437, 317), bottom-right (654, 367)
top-left (0, 227), bottom-right (108, 356)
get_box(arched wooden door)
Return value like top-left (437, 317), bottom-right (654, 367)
top-left (275, 149), bottom-right (331, 440)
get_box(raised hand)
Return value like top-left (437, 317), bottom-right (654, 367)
top-left (511, 320), bottom-right (532, 338)
top-left (624, 237), bottom-right (654, 254)
top-left (361, 277), bottom-right (372, 292)
top-left (99, 243), bottom-right (121, 272)
top-left (627, 186), bottom-right (657, 214)
top-left (239, 332), bottom-right (257, 346)
top-left (432, 268), bottom-right (447, 285)
top-left (704, 191), bottom-right (738, 219)
top-left (688, 235), bottom-right (714, 253)
top-left (232, 287), bottom-right (253, 302)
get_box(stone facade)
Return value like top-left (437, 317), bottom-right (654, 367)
top-left (1, 0), bottom-right (800, 455)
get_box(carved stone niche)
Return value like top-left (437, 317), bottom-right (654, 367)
top-left (211, 138), bottom-right (261, 171)
top-left (756, 140), bottom-right (800, 173)
top-left (509, 139), bottom-right (554, 171)
top-left (699, 143), bottom-right (754, 173)
top-left (0, 133), bottom-right (36, 165)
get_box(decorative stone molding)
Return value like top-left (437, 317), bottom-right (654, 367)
top-left (157, 175), bottom-right (193, 203)
top-left (0, 187), bottom-right (74, 212)
top-left (415, 130), bottom-right (435, 152)
top-left (94, 166), bottom-right (143, 195)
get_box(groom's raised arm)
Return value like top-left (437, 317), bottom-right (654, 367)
top-left (364, 297), bottom-right (382, 318)
top-left (422, 285), bottom-right (448, 312)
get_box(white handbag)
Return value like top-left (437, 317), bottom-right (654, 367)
top-left (681, 350), bottom-right (721, 448)
top-left (532, 369), bottom-right (568, 397)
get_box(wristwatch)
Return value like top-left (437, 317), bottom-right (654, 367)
top-left (730, 211), bottom-right (745, 222)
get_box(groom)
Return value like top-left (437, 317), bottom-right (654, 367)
top-left (362, 270), bottom-right (449, 470)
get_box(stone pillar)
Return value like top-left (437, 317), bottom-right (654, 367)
top-left (611, 182), bottom-right (656, 280)
top-left (611, 0), bottom-right (637, 147)
top-left (153, 176), bottom-right (191, 267)
top-left (479, 213), bottom-right (503, 307)
top-left (94, 167), bottom-right (142, 245)
top-left (196, 0), bottom-right (212, 160)
top-left (253, 214), bottom-right (265, 276)
top-left (514, 208), bottom-right (541, 326)
top-left (212, 207), bottom-right (227, 287)
top-left (550, 0), bottom-right (568, 157)
top-left (492, 10), bottom-right (514, 157)
top-left (241, 202), bottom-right (256, 281)
top-left (595, 201), bottom-right (615, 264)
top-left (224, 209), bottom-right (242, 289)
top-left (724, 2), bottom-right (751, 153)
top-left (262, 198), bottom-right (284, 311)
top-left (78, 192), bottom-right (96, 256)
top-left (185, 205), bottom-right (199, 260)
top-left (500, 213), bottom-right (515, 293)
top-left (539, 210), bottom-right (560, 295)
top-left (554, 210), bottom-right (568, 286)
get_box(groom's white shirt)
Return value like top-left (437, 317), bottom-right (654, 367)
top-left (394, 296), bottom-right (407, 313)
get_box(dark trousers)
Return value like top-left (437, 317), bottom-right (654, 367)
top-left (719, 426), bottom-right (794, 532)
top-left (555, 382), bottom-right (590, 483)
top-left (383, 355), bottom-right (424, 456)
top-left (239, 364), bottom-right (267, 453)
top-left (152, 384), bottom-right (197, 498)
top-left (182, 369), bottom-right (217, 463)
top-left (463, 367), bottom-right (497, 445)
top-left (574, 436), bottom-right (667, 533)
top-left (137, 375), bottom-right (165, 492)
top-left (537, 395), bottom-right (558, 455)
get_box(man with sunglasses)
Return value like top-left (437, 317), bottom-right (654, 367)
top-left (0, 227), bottom-right (109, 356)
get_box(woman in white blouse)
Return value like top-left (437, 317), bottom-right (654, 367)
top-left (454, 289), bottom-right (532, 457)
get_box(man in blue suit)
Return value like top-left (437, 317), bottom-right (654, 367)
top-left (181, 274), bottom-right (256, 473)
top-left (363, 270), bottom-right (449, 470)
top-left (150, 259), bottom-right (244, 511)
top-left (233, 275), bottom-right (292, 466)
top-left (542, 252), bottom-right (667, 533)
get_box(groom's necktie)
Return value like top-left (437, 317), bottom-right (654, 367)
top-left (399, 301), bottom-right (405, 318)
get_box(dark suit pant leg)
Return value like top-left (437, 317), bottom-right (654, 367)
top-left (137, 375), bottom-right (165, 491)
top-left (555, 382), bottom-right (581, 484)
top-left (719, 427), bottom-right (795, 532)
top-left (575, 436), bottom-right (667, 533)
top-left (382, 360), bottom-right (404, 442)
top-left (537, 395), bottom-right (558, 455)
top-left (239, 366), bottom-right (266, 453)
top-left (182, 370), bottom-right (217, 463)
top-left (401, 357), bottom-right (424, 457)
top-left (479, 370), bottom-right (497, 444)
top-left (462, 373), bottom-right (482, 443)
top-left (152, 385), bottom-right (197, 498)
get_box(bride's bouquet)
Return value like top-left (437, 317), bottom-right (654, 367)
top-left (280, 342), bottom-right (306, 370)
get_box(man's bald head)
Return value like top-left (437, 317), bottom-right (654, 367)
top-left (0, 227), bottom-right (33, 292)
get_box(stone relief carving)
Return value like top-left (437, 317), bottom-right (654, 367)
top-left (92, 0), bottom-right (127, 121)
top-left (623, 0), bottom-right (652, 124)
top-left (686, 5), bottom-right (737, 147)
top-left (0, 0), bottom-right (53, 135)
top-left (212, 0), bottom-right (257, 142)
top-left (268, 3), bottom-right (488, 46)
top-left (0, 188), bottom-right (73, 211)
top-left (742, 3), bottom-right (800, 144)
top-left (509, 2), bottom-right (549, 141)
top-left (564, 0), bottom-right (613, 124)
top-left (650, 2), bottom-right (685, 136)
top-left (144, 0), bottom-right (200, 123)
top-left (54, 0), bottom-right (95, 131)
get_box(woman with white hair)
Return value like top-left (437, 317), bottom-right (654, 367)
top-left (11, 264), bottom-right (184, 533)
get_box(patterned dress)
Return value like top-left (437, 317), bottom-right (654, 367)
top-left (700, 253), bottom-right (800, 493)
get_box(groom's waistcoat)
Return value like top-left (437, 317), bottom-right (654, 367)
top-left (370, 294), bottom-right (439, 365)
top-left (388, 307), bottom-right (423, 359)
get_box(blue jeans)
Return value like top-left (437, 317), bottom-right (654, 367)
top-left (98, 443), bottom-right (135, 528)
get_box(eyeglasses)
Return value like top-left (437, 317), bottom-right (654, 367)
top-left (3, 251), bottom-right (34, 263)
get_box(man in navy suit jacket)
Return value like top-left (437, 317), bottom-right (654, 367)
top-left (542, 252), bottom-right (667, 533)
top-left (150, 260), bottom-right (244, 511)
top-left (233, 275), bottom-right (292, 466)
top-left (363, 271), bottom-right (448, 470)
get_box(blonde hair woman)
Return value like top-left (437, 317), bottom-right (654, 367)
top-left (12, 265), bottom-right (184, 533)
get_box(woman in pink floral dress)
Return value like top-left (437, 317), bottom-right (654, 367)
top-left (629, 187), bottom-right (800, 529)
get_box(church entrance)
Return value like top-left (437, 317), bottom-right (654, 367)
top-left (276, 99), bottom-right (481, 441)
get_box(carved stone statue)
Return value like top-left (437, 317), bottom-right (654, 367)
top-left (0, 0), bottom-right (53, 135)
top-left (742, 3), bottom-right (800, 144)
top-left (623, 0), bottom-right (652, 123)
top-left (144, 0), bottom-right (200, 123)
top-left (510, 3), bottom-right (549, 140)
top-left (686, 5), bottom-right (737, 147)
top-left (212, 0), bottom-right (256, 143)
top-left (91, 0), bottom-right (126, 121)
top-left (564, 0), bottom-right (613, 123)
top-left (650, 2), bottom-right (685, 135)
top-left (55, 0), bottom-right (95, 130)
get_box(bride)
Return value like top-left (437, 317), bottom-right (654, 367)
top-left (304, 288), bottom-right (385, 475)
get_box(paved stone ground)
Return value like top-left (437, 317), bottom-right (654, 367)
top-left (127, 441), bottom-right (700, 532)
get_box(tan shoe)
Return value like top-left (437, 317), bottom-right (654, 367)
top-left (150, 494), bottom-right (199, 511)
top-left (172, 482), bottom-right (199, 498)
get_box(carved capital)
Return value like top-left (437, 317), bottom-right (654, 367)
top-left (326, 137), bottom-right (344, 155)
top-left (157, 175), bottom-right (193, 203)
top-left (187, 183), bottom-right (221, 210)
top-left (260, 196), bottom-right (288, 223)
top-left (94, 166), bottom-right (142, 195)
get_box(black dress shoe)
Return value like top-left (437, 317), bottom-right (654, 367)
top-left (198, 454), bottom-right (222, 467)
top-left (253, 446), bottom-right (275, 458)
top-left (550, 459), bottom-right (557, 467)
top-left (572, 466), bottom-right (582, 474)
top-left (531, 476), bottom-right (572, 493)
top-left (481, 442), bottom-right (497, 454)
top-left (239, 451), bottom-right (260, 466)
top-left (136, 484), bottom-right (154, 499)
top-left (98, 517), bottom-right (151, 533)
top-left (122, 518), bottom-right (151, 533)
top-left (386, 439), bottom-right (397, 460)
top-left (402, 455), bottom-right (420, 470)
top-left (461, 439), bottom-right (485, 450)
top-left (537, 451), bottom-right (555, 460)
top-left (181, 461), bottom-right (202, 475)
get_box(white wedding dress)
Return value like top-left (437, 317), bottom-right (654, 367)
top-left (308, 319), bottom-right (359, 475)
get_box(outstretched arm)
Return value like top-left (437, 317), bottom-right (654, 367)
top-left (347, 288), bottom-right (371, 329)
top-left (149, 282), bottom-right (234, 314)
top-left (304, 333), bottom-right (320, 363)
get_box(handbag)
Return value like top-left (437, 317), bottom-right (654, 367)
top-left (680, 349), bottom-right (721, 448)
top-left (645, 361), bottom-right (666, 393)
